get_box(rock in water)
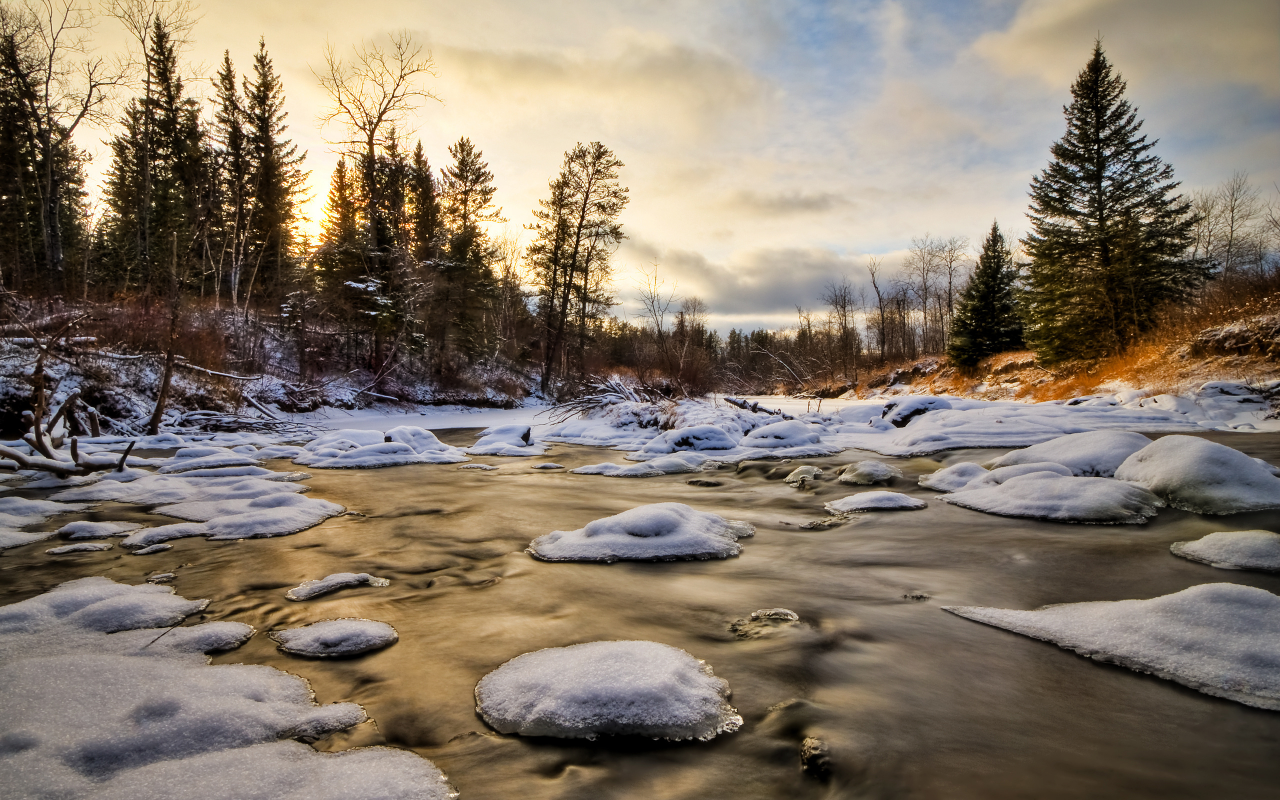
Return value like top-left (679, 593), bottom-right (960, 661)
top-left (475, 640), bottom-right (742, 740)
top-left (1115, 435), bottom-right (1280, 514)
top-left (839, 460), bottom-right (902, 485)
top-left (941, 471), bottom-right (1163, 524)
top-left (271, 619), bottom-right (398, 657)
top-left (286, 573), bottom-right (391, 601)
top-left (825, 491), bottom-right (927, 514)
top-left (986, 430), bottom-right (1151, 477)
top-left (1170, 530), bottom-right (1280, 572)
top-left (527, 502), bottom-right (754, 562)
top-left (944, 583), bottom-right (1280, 711)
top-left (785, 466), bottom-right (823, 486)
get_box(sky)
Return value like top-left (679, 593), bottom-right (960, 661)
top-left (78, 0), bottom-right (1280, 333)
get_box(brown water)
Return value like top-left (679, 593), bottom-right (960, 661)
top-left (3, 431), bottom-right (1280, 799)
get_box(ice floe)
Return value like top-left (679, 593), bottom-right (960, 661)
top-left (47, 541), bottom-right (113, 554)
top-left (271, 619), bottom-right (399, 657)
top-left (532, 462), bottom-right (564, 470)
top-left (0, 496), bottom-right (90, 549)
top-left (824, 491), bottom-right (927, 514)
top-left (573, 452), bottom-right (710, 477)
top-left (0, 578), bottom-right (452, 799)
top-left (58, 520), bottom-right (144, 539)
top-left (465, 424), bottom-right (548, 456)
top-left (125, 493), bottom-right (345, 547)
top-left (158, 446), bottom-right (262, 474)
top-left (53, 474), bottom-right (306, 506)
top-left (1170, 530), bottom-right (1280, 572)
top-left (475, 640), bottom-right (742, 740)
top-left (294, 426), bottom-right (468, 468)
top-left (942, 471), bottom-right (1164, 524)
top-left (286, 573), bottom-right (391, 601)
top-left (944, 583), bottom-right (1280, 710)
top-left (986, 430), bottom-right (1151, 477)
top-left (839, 460), bottom-right (903, 484)
top-left (527, 502), bottom-right (754, 562)
top-left (1114, 435), bottom-right (1280, 515)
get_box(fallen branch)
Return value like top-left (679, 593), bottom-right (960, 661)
top-left (724, 396), bottom-right (795, 420)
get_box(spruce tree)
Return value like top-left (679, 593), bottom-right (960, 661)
top-left (947, 221), bottom-right (1021, 367)
top-left (438, 136), bottom-right (502, 360)
top-left (1022, 42), bottom-right (1203, 363)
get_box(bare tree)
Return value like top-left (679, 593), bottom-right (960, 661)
top-left (1216, 171), bottom-right (1262, 275)
top-left (867, 256), bottom-right (886, 361)
top-left (820, 276), bottom-right (859, 383)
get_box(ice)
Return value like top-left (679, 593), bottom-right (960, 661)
top-left (458, 464), bottom-right (499, 470)
top-left (1170, 530), bottom-right (1280, 572)
top-left (158, 447), bottom-right (263, 474)
top-left (474, 640), bottom-right (742, 740)
top-left (59, 521), bottom-right (145, 539)
top-left (986, 430), bottom-right (1152, 477)
top-left (125, 493), bottom-right (345, 547)
top-left (286, 573), bottom-right (391, 601)
top-left (918, 461), bottom-right (989, 492)
top-left (532, 463), bottom-right (564, 470)
top-left (53, 474), bottom-right (306, 505)
top-left (635, 424), bottom-right (739, 455)
top-left (784, 465), bottom-right (823, 485)
top-left (527, 502), bottom-right (755, 562)
top-left (824, 491), bottom-right (927, 513)
top-left (944, 583), bottom-right (1280, 710)
top-left (271, 619), bottom-right (399, 657)
top-left (466, 424), bottom-right (548, 456)
top-left (254, 444), bottom-right (306, 460)
top-left (132, 544), bottom-right (172, 555)
top-left (47, 542), bottom-right (113, 554)
top-left (0, 497), bottom-right (90, 550)
top-left (295, 426), bottom-right (468, 468)
top-left (1114, 435), bottom-right (1280, 514)
top-left (839, 460), bottom-right (903, 484)
top-left (573, 452), bottom-right (710, 477)
top-left (943, 471), bottom-right (1164, 523)
top-left (0, 578), bottom-right (453, 799)
top-left (172, 466), bottom-right (311, 481)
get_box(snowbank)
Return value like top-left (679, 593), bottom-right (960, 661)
top-left (271, 619), bottom-right (399, 658)
top-left (1114, 435), bottom-right (1280, 515)
top-left (824, 491), bottom-right (927, 513)
top-left (474, 640), bottom-right (742, 740)
top-left (1170, 530), bottom-right (1280, 572)
top-left (294, 427), bottom-right (467, 469)
top-left (0, 577), bottom-right (453, 799)
top-left (944, 583), bottom-right (1280, 711)
top-left (942, 471), bottom-right (1164, 524)
top-left (986, 430), bottom-right (1151, 476)
top-left (158, 446), bottom-right (262, 474)
top-left (528, 502), bottom-right (754, 562)
top-left (286, 573), bottom-right (391, 601)
top-left (465, 424), bottom-right (548, 457)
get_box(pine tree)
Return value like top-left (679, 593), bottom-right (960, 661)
top-left (1022, 42), bottom-right (1203, 363)
top-left (408, 141), bottom-right (439, 264)
top-left (947, 221), bottom-right (1021, 367)
top-left (211, 51), bottom-right (249, 307)
top-left (315, 157), bottom-right (364, 301)
top-left (437, 136), bottom-right (503, 361)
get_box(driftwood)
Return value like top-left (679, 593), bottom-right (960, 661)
top-left (724, 396), bottom-right (795, 420)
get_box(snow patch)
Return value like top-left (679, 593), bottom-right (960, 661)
top-left (271, 619), bottom-right (399, 657)
top-left (286, 573), bottom-right (391, 601)
top-left (942, 471), bottom-right (1163, 524)
top-left (1170, 530), bottom-right (1280, 572)
top-left (824, 491), bottom-right (927, 513)
top-left (1115, 435), bottom-right (1280, 515)
top-left (528, 502), bottom-right (754, 562)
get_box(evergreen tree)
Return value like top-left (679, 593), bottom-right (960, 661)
top-left (408, 141), bottom-right (439, 264)
top-left (315, 157), bottom-right (365, 302)
top-left (947, 221), bottom-right (1021, 367)
top-left (437, 136), bottom-right (502, 361)
top-left (211, 51), bottom-right (249, 306)
top-left (1022, 42), bottom-right (1203, 363)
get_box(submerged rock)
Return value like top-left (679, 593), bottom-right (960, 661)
top-left (475, 640), bottom-right (742, 740)
top-left (730, 608), bottom-right (803, 639)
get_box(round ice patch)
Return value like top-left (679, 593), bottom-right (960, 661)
top-left (271, 619), bottom-right (398, 657)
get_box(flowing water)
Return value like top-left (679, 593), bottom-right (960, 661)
top-left (3, 431), bottom-right (1279, 799)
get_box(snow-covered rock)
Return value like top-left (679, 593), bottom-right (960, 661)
top-left (47, 542), bottom-right (113, 554)
top-left (528, 502), bottom-right (754, 562)
top-left (53, 474), bottom-right (306, 506)
top-left (986, 430), bottom-right (1151, 477)
top-left (740, 419), bottom-right (821, 449)
top-left (271, 619), bottom-right (399, 657)
top-left (474, 640), bottom-right (742, 740)
top-left (882, 396), bottom-right (952, 427)
top-left (1115, 435), bottom-right (1280, 515)
top-left (572, 452), bottom-right (709, 477)
top-left (295, 427), bottom-right (468, 468)
top-left (944, 583), bottom-right (1280, 711)
top-left (824, 491), bottom-right (927, 514)
top-left (839, 460), bottom-right (902, 485)
top-left (123, 493), bottom-right (345, 547)
top-left (784, 465), bottom-right (823, 485)
top-left (636, 424), bottom-right (739, 456)
top-left (466, 424), bottom-right (548, 457)
top-left (158, 447), bottom-right (262, 474)
top-left (286, 573), bottom-right (391, 601)
top-left (531, 463), bottom-right (564, 470)
top-left (1170, 530), bottom-right (1280, 572)
top-left (918, 461), bottom-right (988, 492)
top-left (942, 471), bottom-right (1164, 524)
top-left (58, 520), bottom-right (144, 539)
top-left (0, 578), bottom-right (452, 799)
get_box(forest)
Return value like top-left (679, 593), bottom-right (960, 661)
top-left (1, 1), bottom-right (1277, 419)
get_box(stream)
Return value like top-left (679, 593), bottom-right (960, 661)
top-left (2, 430), bottom-right (1279, 799)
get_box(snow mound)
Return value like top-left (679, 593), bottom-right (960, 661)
top-left (0, 578), bottom-right (453, 799)
top-left (173, 466), bottom-right (310, 481)
top-left (824, 491), bottom-right (927, 514)
top-left (839, 460), bottom-right (902, 484)
top-left (0, 496), bottom-right (90, 550)
top-left (255, 445), bottom-right (306, 460)
top-left (573, 452), bottom-right (709, 477)
top-left (132, 544), bottom-right (172, 555)
top-left (466, 424), bottom-right (548, 457)
top-left (918, 462), bottom-right (989, 492)
top-left (1171, 530), bottom-right (1280, 572)
top-left (474, 640), bottom-right (742, 740)
top-left (944, 583), bottom-right (1280, 711)
top-left (1114, 435), bottom-right (1280, 515)
top-left (53, 474), bottom-right (306, 506)
top-left (636, 424), bottom-right (739, 456)
top-left (295, 427), bottom-right (468, 468)
top-left (528, 502), bottom-right (754, 562)
top-left (271, 619), bottom-right (399, 657)
top-left (286, 573), bottom-right (391, 601)
top-left (58, 520), bottom-right (144, 539)
top-left (47, 542), bottom-right (113, 554)
top-left (124, 493), bottom-right (345, 547)
top-left (943, 471), bottom-right (1163, 524)
top-left (882, 396), bottom-right (952, 426)
top-left (532, 463), bottom-right (564, 470)
top-left (785, 466), bottom-right (822, 485)
top-left (987, 430), bottom-right (1151, 477)
top-left (158, 447), bottom-right (262, 474)
top-left (740, 419), bottom-right (821, 448)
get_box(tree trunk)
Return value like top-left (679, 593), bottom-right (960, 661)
top-left (147, 234), bottom-right (181, 435)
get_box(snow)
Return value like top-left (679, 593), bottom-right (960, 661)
top-left (1170, 530), bottom-right (1280, 572)
top-left (158, 446), bottom-right (263, 474)
top-left (986, 430), bottom-right (1152, 476)
top-left (286, 573), bottom-right (391, 601)
top-left (465, 424), bottom-right (548, 456)
top-left (125, 493), bottom-right (345, 547)
top-left (824, 491), bottom-right (927, 513)
top-left (458, 463), bottom-right (499, 470)
top-left (741, 419), bottom-right (821, 448)
top-left (573, 452), bottom-right (710, 478)
top-left (635, 424), bottom-right (739, 455)
top-left (942, 471), bottom-right (1164, 524)
top-left (132, 544), bottom-right (172, 555)
top-left (1114, 435), bottom-right (1280, 515)
top-left (527, 502), bottom-right (754, 562)
top-left (944, 583), bottom-right (1280, 711)
top-left (0, 496), bottom-right (90, 549)
top-left (918, 461), bottom-right (989, 492)
top-left (0, 578), bottom-right (453, 799)
top-left (271, 619), bottom-right (399, 657)
top-left (474, 640), bottom-right (742, 740)
top-left (53, 474), bottom-right (306, 506)
top-left (839, 460), bottom-right (902, 484)
top-left (784, 465), bottom-right (823, 485)
top-left (294, 426), bottom-right (468, 468)
top-left (881, 396), bottom-right (952, 426)
top-left (58, 521), bottom-right (144, 539)
top-left (47, 542), bottom-right (113, 554)
top-left (531, 462), bottom-right (564, 470)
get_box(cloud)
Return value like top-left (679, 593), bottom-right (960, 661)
top-left (728, 189), bottom-right (849, 215)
